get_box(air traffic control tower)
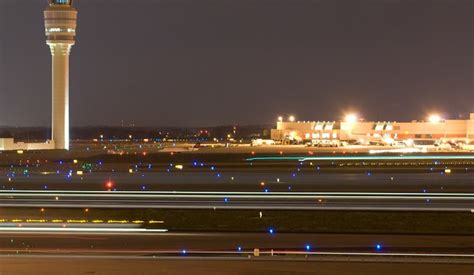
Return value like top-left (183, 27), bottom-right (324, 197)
top-left (44, 0), bottom-right (78, 150)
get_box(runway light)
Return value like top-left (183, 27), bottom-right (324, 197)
top-left (237, 246), bottom-right (242, 252)
top-left (268, 228), bottom-right (275, 235)
top-left (181, 249), bottom-right (187, 255)
top-left (305, 244), bottom-right (311, 251)
top-left (106, 181), bottom-right (113, 189)
top-left (376, 244), bottom-right (382, 251)
top-left (224, 197), bottom-right (229, 203)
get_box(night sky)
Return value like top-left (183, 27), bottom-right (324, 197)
top-left (0, 0), bottom-right (472, 127)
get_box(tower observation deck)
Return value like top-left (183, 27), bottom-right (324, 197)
top-left (44, 0), bottom-right (78, 150)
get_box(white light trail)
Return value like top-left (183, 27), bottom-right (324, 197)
top-left (0, 227), bottom-right (167, 233)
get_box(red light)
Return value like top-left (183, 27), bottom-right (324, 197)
top-left (106, 181), bottom-right (113, 188)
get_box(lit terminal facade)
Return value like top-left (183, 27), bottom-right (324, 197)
top-left (271, 113), bottom-right (474, 144)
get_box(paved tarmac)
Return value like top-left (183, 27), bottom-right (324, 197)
top-left (2, 172), bottom-right (473, 192)
top-left (1, 256), bottom-right (473, 275)
top-left (1, 232), bottom-right (473, 254)
top-left (1, 190), bottom-right (473, 211)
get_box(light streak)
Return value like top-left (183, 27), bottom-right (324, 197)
top-left (246, 155), bottom-right (474, 162)
top-left (0, 227), bottom-right (168, 233)
top-left (0, 219), bottom-right (163, 225)
top-left (0, 190), bottom-right (473, 199)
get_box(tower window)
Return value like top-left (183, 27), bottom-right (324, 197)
top-left (51, 0), bottom-right (72, 5)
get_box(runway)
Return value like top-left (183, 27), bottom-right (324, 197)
top-left (2, 172), bottom-right (474, 192)
top-left (0, 190), bottom-right (473, 211)
top-left (1, 232), bottom-right (473, 256)
top-left (1, 256), bottom-right (473, 275)
top-left (1, 224), bottom-right (473, 274)
top-left (0, 231), bottom-right (473, 274)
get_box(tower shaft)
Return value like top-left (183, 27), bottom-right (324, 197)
top-left (49, 43), bottom-right (72, 150)
top-left (44, 0), bottom-right (77, 150)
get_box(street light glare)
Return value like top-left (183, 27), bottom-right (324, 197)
top-left (278, 116), bottom-right (283, 122)
top-left (289, 115), bottom-right (295, 122)
top-left (428, 114), bottom-right (442, 123)
top-left (344, 114), bottom-right (358, 123)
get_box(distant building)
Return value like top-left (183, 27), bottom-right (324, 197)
top-left (0, 138), bottom-right (55, 151)
top-left (271, 113), bottom-right (474, 144)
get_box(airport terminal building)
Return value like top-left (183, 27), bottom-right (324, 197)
top-left (271, 113), bottom-right (474, 145)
